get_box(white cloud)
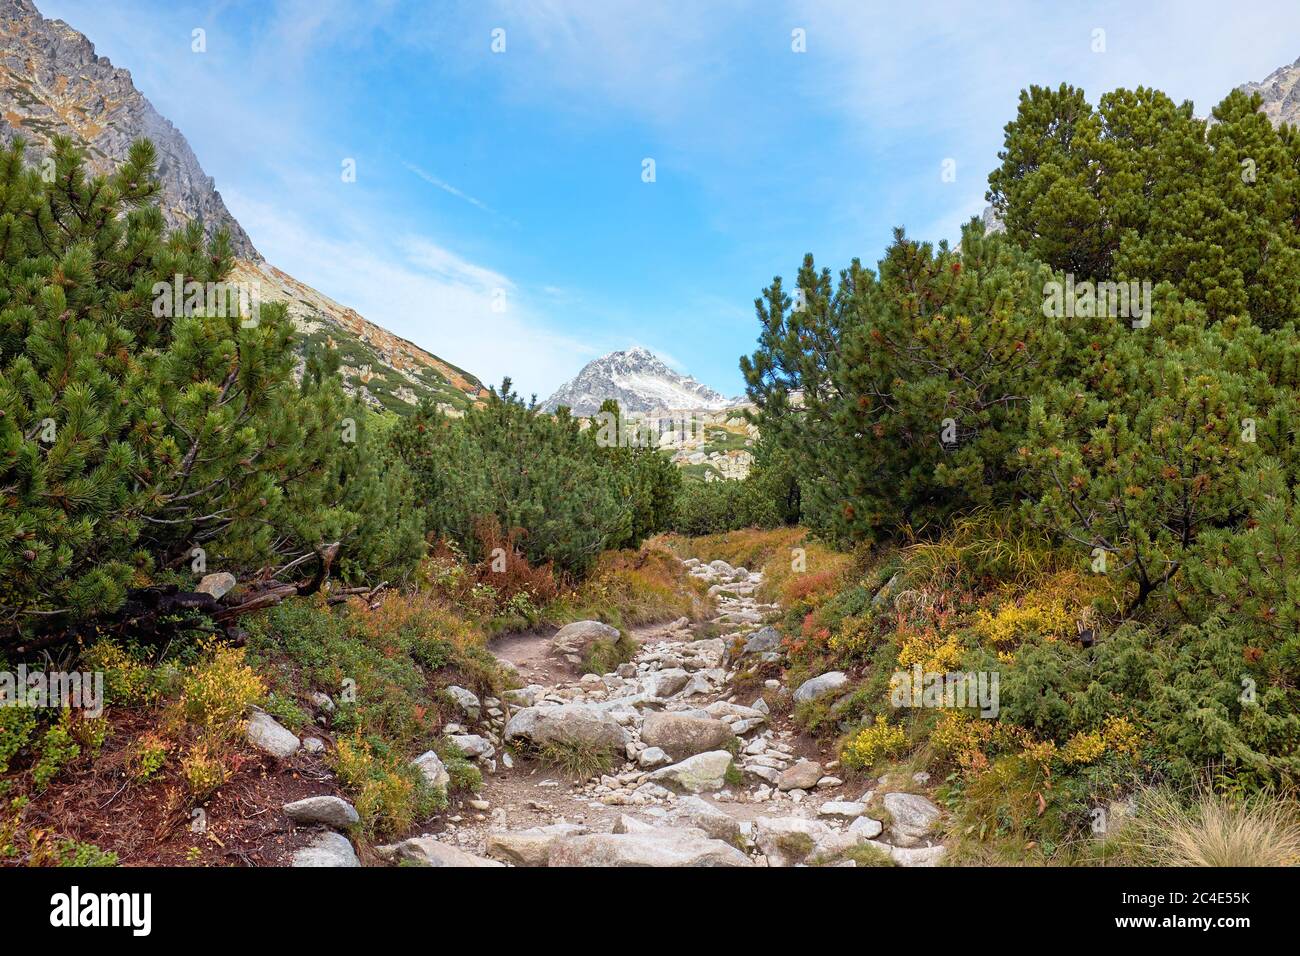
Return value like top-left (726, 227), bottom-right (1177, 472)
top-left (227, 191), bottom-right (595, 397)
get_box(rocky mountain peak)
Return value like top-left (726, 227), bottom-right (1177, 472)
top-left (0, 0), bottom-right (259, 259)
top-left (542, 348), bottom-right (736, 415)
top-left (1237, 55), bottom-right (1300, 127)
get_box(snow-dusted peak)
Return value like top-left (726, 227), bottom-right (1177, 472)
top-left (542, 348), bottom-right (738, 415)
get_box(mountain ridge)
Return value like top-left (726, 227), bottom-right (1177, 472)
top-left (0, 0), bottom-right (487, 414)
top-left (542, 346), bottom-right (739, 416)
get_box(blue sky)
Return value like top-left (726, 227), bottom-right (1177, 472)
top-left (37, 0), bottom-right (1300, 399)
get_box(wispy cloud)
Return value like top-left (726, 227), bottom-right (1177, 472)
top-left (227, 191), bottom-right (593, 396)
top-left (403, 161), bottom-right (517, 225)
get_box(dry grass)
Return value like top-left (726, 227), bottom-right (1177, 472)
top-left (545, 540), bottom-right (707, 629)
top-left (903, 508), bottom-right (1069, 591)
top-left (661, 528), bottom-right (855, 607)
top-left (1124, 787), bottom-right (1300, 867)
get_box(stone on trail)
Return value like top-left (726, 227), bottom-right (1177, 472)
top-left (848, 816), bottom-right (884, 839)
top-left (647, 751), bottom-right (735, 793)
top-left (753, 816), bottom-right (832, 867)
top-left (646, 668), bottom-right (690, 699)
top-left (375, 836), bottom-right (502, 867)
top-left (411, 750), bottom-right (450, 790)
top-left (485, 823), bottom-right (588, 866)
top-left (445, 685), bottom-right (481, 719)
top-left (551, 620), bottom-right (620, 660)
top-left (883, 792), bottom-right (942, 847)
top-left (861, 839), bottom-right (946, 867)
top-left (640, 712), bottom-right (734, 760)
top-left (793, 671), bottom-right (849, 704)
top-left (504, 684), bottom-right (544, 707)
top-left (638, 746), bottom-right (671, 768)
top-left (290, 831), bottom-right (359, 867)
top-left (611, 814), bottom-right (660, 834)
top-left (282, 795), bottom-right (360, 828)
top-left (663, 796), bottom-right (743, 844)
top-left (818, 800), bottom-right (867, 820)
top-left (245, 710), bottom-right (300, 759)
top-left (776, 759), bottom-right (823, 792)
top-left (447, 733), bottom-right (495, 760)
top-left (548, 829), bottom-right (751, 867)
top-left (743, 624), bottom-right (780, 655)
top-left (504, 703), bottom-right (629, 752)
top-left (680, 639), bottom-right (727, 671)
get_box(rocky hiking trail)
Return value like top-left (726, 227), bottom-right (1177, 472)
top-left (284, 556), bottom-right (948, 867)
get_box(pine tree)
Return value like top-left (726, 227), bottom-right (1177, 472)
top-left (743, 222), bottom-right (1061, 543)
top-left (0, 137), bottom-right (415, 643)
top-left (988, 84), bottom-right (1300, 328)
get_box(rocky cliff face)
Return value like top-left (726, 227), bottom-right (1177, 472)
top-left (1238, 56), bottom-right (1300, 126)
top-left (543, 347), bottom-right (737, 416)
top-left (0, 0), bottom-right (488, 413)
top-left (0, 0), bottom-right (258, 259)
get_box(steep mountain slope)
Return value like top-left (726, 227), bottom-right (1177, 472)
top-left (543, 347), bottom-right (736, 415)
top-left (1238, 55), bottom-right (1300, 126)
top-left (0, 0), bottom-right (486, 414)
top-left (0, 0), bottom-right (256, 258)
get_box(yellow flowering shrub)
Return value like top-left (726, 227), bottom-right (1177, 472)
top-left (972, 597), bottom-right (1073, 648)
top-left (828, 614), bottom-right (875, 658)
top-left (1061, 715), bottom-right (1143, 766)
top-left (930, 712), bottom-right (995, 769)
top-left (896, 626), bottom-right (965, 672)
top-left (181, 739), bottom-right (228, 799)
top-left (1060, 729), bottom-right (1106, 765)
top-left (179, 643), bottom-right (265, 737)
top-left (333, 734), bottom-right (442, 837)
top-left (841, 716), bottom-right (908, 770)
top-left (1101, 715), bottom-right (1142, 757)
top-left (970, 571), bottom-right (1111, 650)
top-left (82, 641), bottom-right (158, 706)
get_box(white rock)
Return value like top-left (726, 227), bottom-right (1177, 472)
top-left (447, 733), bottom-right (495, 760)
top-left (647, 751), bottom-right (735, 793)
top-left (793, 671), bottom-right (849, 704)
top-left (485, 823), bottom-right (588, 866)
top-left (445, 685), bottom-right (481, 719)
top-left (549, 830), bottom-right (751, 867)
top-left (818, 800), bottom-right (867, 820)
top-left (245, 710), bottom-right (300, 759)
top-left (849, 816), bottom-right (884, 839)
top-left (883, 792), bottom-right (943, 847)
top-left (375, 836), bottom-right (502, 867)
top-left (411, 750), bottom-right (450, 790)
top-left (283, 795), bottom-right (359, 828)
top-left (291, 831), bottom-right (358, 867)
top-left (638, 746), bottom-right (671, 768)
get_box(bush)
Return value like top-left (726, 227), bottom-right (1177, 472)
top-left (178, 643), bottom-right (265, 738)
top-left (392, 385), bottom-right (676, 579)
top-left (673, 477), bottom-right (780, 536)
top-left (333, 734), bottom-right (445, 838)
top-left (0, 138), bottom-right (420, 641)
top-left (841, 716), bottom-right (908, 771)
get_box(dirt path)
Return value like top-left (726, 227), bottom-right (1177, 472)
top-left (392, 555), bottom-right (936, 866)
